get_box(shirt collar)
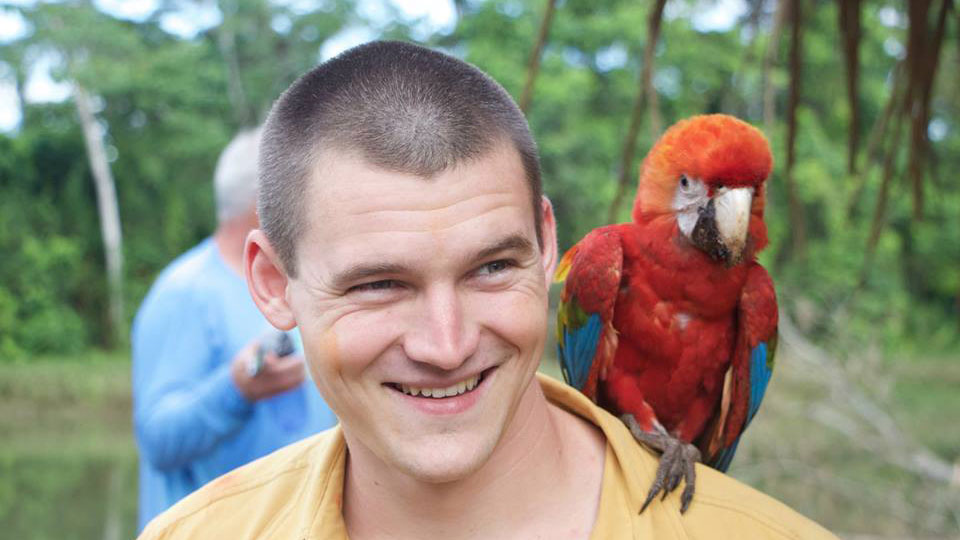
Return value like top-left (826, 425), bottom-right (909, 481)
top-left (537, 372), bottom-right (658, 513)
top-left (310, 373), bottom-right (659, 537)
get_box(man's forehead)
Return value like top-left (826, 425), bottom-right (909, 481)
top-left (303, 143), bottom-right (529, 220)
top-left (295, 141), bottom-right (536, 273)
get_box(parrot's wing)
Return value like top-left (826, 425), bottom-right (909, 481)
top-left (701, 264), bottom-right (778, 471)
top-left (554, 227), bottom-right (623, 401)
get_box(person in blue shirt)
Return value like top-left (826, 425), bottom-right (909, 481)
top-left (131, 128), bottom-right (338, 531)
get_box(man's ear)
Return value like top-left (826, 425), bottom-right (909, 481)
top-left (539, 196), bottom-right (558, 288)
top-left (245, 230), bottom-right (296, 330)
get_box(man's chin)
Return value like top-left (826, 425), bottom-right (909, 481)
top-left (400, 456), bottom-right (487, 485)
top-left (391, 432), bottom-right (500, 484)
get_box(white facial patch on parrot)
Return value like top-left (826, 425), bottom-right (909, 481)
top-left (673, 175), bottom-right (709, 239)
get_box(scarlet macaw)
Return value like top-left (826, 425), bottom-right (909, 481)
top-left (555, 114), bottom-right (778, 513)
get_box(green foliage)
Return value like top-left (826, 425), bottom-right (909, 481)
top-left (0, 116), bottom-right (93, 355)
top-left (0, 0), bottom-right (956, 358)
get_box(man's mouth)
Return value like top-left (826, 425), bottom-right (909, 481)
top-left (386, 369), bottom-right (491, 399)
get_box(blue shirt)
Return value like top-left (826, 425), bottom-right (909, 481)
top-left (132, 238), bottom-right (337, 531)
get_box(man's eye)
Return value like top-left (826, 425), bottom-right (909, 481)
top-left (350, 280), bottom-right (399, 293)
top-left (477, 260), bottom-right (513, 276)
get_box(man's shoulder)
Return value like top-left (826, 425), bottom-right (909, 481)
top-left (680, 465), bottom-right (837, 539)
top-left (537, 374), bottom-right (837, 539)
top-left (600, 414), bottom-right (836, 538)
top-left (139, 427), bottom-right (345, 539)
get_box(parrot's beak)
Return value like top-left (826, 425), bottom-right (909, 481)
top-left (691, 187), bottom-right (752, 265)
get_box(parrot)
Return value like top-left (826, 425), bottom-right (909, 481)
top-left (555, 114), bottom-right (778, 513)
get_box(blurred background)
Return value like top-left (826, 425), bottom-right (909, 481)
top-left (0, 0), bottom-right (957, 538)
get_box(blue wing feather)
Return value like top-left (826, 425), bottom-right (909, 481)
top-left (710, 340), bottom-right (774, 472)
top-left (558, 313), bottom-right (603, 391)
top-left (747, 341), bottom-right (773, 424)
top-left (712, 438), bottom-right (740, 472)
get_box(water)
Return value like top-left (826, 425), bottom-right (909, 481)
top-left (0, 455), bottom-right (138, 540)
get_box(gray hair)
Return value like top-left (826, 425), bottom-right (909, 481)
top-left (214, 127), bottom-right (262, 223)
top-left (259, 40), bottom-right (542, 277)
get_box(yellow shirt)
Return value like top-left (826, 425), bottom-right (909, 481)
top-left (141, 374), bottom-right (838, 539)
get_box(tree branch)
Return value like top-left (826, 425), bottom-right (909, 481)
top-left (518, 0), bottom-right (558, 114)
top-left (845, 61), bottom-right (903, 219)
top-left (904, 0), bottom-right (951, 220)
top-left (643, 1), bottom-right (664, 139)
top-left (216, 0), bottom-right (253, 126)
top-left (838, 0), bottom-right (861, 175)
top-left (74, 84), bottom-right (124, 345)
top-left (762, 0), bottom-right (787, 135)
top-left (783, 0), bottom-right (805, 261)
top-left (607, 0), bottom-right (667, 223)
top-left (859, 96), bottom-right (906, 288)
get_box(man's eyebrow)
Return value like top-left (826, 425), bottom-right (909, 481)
top-left (331, 235), bottom-right (535, 287)
top-left (473, 234), bottom-right (536, 262)
top-left (331, 262), bottom-right (410, 288)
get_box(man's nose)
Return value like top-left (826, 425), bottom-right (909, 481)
top-left (403, 284), bottom-right (478, 370)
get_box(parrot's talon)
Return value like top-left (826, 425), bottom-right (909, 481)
top-left (679, 480), bottom-right (695, 513)
top-left (621, 414), bottom-right (701, 514)
top-left (665, 468), bottom-right (681, 494)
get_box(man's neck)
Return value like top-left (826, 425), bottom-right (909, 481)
top-left (212, 220), bottom-right (250, 276)
top-left (343, 377), bottom-right (606, 539)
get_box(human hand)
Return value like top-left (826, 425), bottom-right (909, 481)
top-left (230, 338), bottom-right (306, 402)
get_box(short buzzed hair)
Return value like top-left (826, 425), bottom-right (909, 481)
top-left (259, 40), bottom-right (542, 277)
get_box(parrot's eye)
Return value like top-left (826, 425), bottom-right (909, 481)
top-left (679, 175), bottom-right (689, 189)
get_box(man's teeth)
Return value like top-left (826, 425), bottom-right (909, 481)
top-left (399, 374), bottom-right (480, 398)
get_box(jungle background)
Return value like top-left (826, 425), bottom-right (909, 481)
top-left (0, 0), bottom-right (958, 538)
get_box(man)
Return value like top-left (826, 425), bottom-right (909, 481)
top-left (131, 128), bottom-right (337, 531)
top-left (140, 41), bottom-right (837, 539)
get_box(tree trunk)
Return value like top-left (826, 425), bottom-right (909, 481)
top-left (642, 0), bottom-right (664, 139)
top-left (838, 0), bottom-right (861, 175)
top-left (518, 0), bottom-right (558, 113)
top-left (727, 0), bottom-right (767, 117)
top-left (75, 84), bottom-right (124, 345)
top-left (859, 99), bottom-right (907, 287)
top-left (783, 0), bottom-right (806, 261)
top-left (2, 44), bottom-right (29, 127)
top-left (607, 0), bottom-right (667, 223)
top-left (216, 0), bottom-right (253, 126)
top-left (762, 0), bottom-right (788, 135)
top-left (846, 61), bottom-right (903, 219)
top-left (903, 0), bottom-right (951, 220)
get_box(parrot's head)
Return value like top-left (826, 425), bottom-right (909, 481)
top-left (632, 114), bottom-right (773, 266)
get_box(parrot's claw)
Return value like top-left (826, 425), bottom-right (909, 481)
top-left (620, 414), bottom-right (701, 514)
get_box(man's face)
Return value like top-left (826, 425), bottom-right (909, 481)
top-left (285, 142), bottom-right (556, 482)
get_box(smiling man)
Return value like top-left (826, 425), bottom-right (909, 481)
top-left (139, 41), bottom-right (836, 539)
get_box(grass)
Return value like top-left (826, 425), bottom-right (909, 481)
top-left (0, 350), bottom-right (139, 540)
top-left (888, 355), bottom-right (960, 461)
top-left (726, 341), bottom-right (960, 538)
top-left (0, 350), bottom-right (134, 460)
top-left (0, 339), bottom-right (957, 539)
